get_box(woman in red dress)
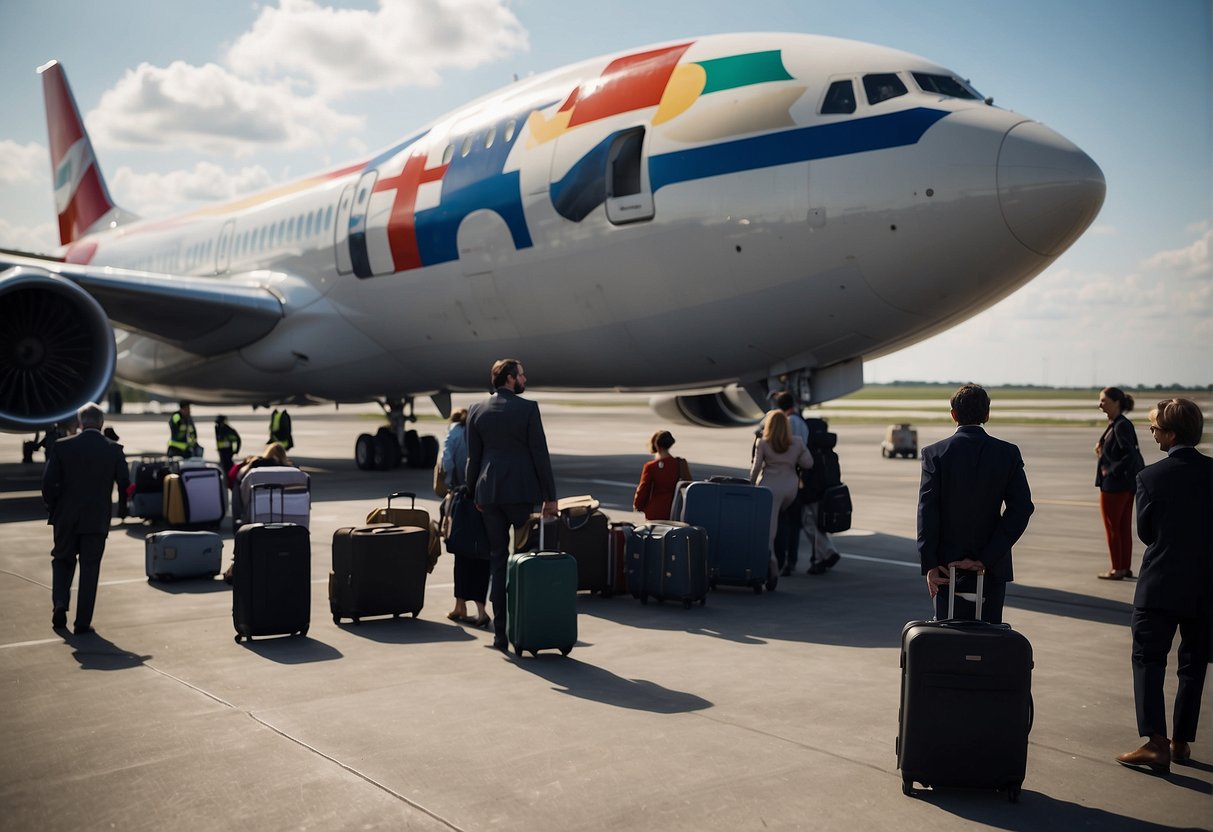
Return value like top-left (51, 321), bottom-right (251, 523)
top-left (633, 430), bottom-right (690, 520)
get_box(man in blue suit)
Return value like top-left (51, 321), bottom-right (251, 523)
top-left (42, 402), bottom-right (129, 635)
top-left (466, 359), bottom-right (558, 651)
top-left (1117, 398), bottom-right (1212, 773)
top-left (917, 384), bottom-right (1034, 624)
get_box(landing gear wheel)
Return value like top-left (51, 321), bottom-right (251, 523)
top-left (404, 430), bottom-right (423, 468)
top-left (373, 432), bottom-right (397, 470)
top-left (420, 435), bottom-right (439, 468)
top-left (355, 433), bottom-right (375, 470)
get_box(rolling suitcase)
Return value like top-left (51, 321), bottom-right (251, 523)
top-left (515, 497), bottom-right (610, 594)
top-left (607, 521), bottom-right (635, 597)
top-left (165, 466), bottom-right (226, 526)
top-left (129, 455), bottom-right (169, 519)
top-left (232, 484), bottom-right (311, 642)
top-left (162, 473), bottom-right (187, 525)
top-left (145, 530), bottom-right (222, 581)
top-left (367, 491), bottom-right (441, 573)
top-left (239, 466), bottom-right (310, 527)
top-left (329, 524), bottom-right (428, 624)
top-left (506, 521), bottom-right (577, 657)
top-left (625, 522), bottom-right (708, 608)
top-left (679, 480), bottom-right (772, 592)
top-left (897, 568), bottom-right (1033, 801)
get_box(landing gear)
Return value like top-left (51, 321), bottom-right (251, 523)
top-left (352, 396), bottom-right (439, 471)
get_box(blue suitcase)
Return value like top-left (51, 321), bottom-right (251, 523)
top-left (679, 481), bottom-right (772, 592)
top-left (625, 522), bottom-right (708, 608)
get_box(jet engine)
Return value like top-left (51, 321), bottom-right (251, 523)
top-left (0, 267), bottom-right (116, 431)
top-left (649, 385), bottom-right (765, 428)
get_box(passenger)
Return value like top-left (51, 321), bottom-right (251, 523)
top-left (633, 430), bottom-right (691, 521)
top-left (465, 358), bottom-right (558, 651)
top-left (1116, 399), bottom-right (1211, 774)
top-left (749, 409), bottom-right (813, 585)
top-left (167, 401), bottom-right (200, 458)
top-left (918, 384), bottom-right (1034, 624)
top-left (214, 415), bottom-right (242, 477)
top-left (41, 402), bottom-right (129, 635)
top-left (1095, 387), bottom-right (1143, 580)
top-left (442, 409), bottom-right (488, 628)
top-left (268, 407), bottom-right (294, 451)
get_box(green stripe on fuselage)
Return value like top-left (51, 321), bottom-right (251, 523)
top-left (695, 50), bottom-right (793, 94)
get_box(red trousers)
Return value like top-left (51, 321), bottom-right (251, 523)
top-left (1099, 490), bottom-right (1135, 571)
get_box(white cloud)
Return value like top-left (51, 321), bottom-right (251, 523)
top-left (88, 61), bottom-right (363, 157)
top-left (110, 161), bottom-right (275, 217)
top-left (0, 140), bottom-right (46, 186)
top-left (1141, 227), bottom-right (1211, 277)
top-left (226, 0), bottom-right (529, 98)
top-left (0, 216), bottom-right (59, 254)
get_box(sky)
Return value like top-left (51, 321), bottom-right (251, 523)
top-left (0, 0), bottom-right (1209, 388)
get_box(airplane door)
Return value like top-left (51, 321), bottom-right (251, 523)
top-left (347, 171), bottom-right (379, 278)
top-left (605, 127), bottom-right (654, 224)
top-left (334, 183), bottom-right (355, 274)
top-left (215, 219), bottom-right (235, 274)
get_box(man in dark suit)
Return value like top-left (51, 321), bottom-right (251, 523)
top-left (1117, 398), bottom-right (1212, 773)
top-left (466, 359), bottom-right (558, 651)
top-left (42, 402), bottom-right (130, 635)
top-left (918, 384), bottom-right (1034, 624)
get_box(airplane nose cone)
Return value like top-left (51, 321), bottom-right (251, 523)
top-left (997, 121), bottom-right (1106, 257)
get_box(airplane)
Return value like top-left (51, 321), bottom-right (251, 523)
top-left (0, 32), bottom-right (1105, 469)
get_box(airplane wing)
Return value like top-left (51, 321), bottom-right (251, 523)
top-left (0, 251), bottom-right (283, 355)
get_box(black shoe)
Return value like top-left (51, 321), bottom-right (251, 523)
top-left (823, 552), bottom-right (840, 569)
top-left (806, 562), bottom-right (826, 575)
top-left (73, 625), bottom-right (95, 636)
top-left (52, 608), bottom-right (67, 629)
top-left (491, 638), bottom-right (508, 652)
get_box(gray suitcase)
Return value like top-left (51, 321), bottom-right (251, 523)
top-left (145, 530), bottom-right (223, 581)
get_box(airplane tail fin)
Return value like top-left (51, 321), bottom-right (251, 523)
top-left (38, 61), bottom-right (128, 245)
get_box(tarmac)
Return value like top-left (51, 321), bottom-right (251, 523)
top-left (1, 397), bottom-right (1210, 832)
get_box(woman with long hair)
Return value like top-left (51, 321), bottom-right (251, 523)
top-left (1095, 386), bottom-right (1142, 580)
top-left (750, 410), bottom-right (814, 581)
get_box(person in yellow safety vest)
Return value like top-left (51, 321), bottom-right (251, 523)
top-left (214, 415), bottom-right (242, 477)
top-left (167, 402), bottom-right (200, 458)
top-left (268, 408), bottom-right (293, 451)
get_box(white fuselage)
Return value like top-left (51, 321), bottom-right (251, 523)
top-left (66, 33), bottom-right (1104, 404)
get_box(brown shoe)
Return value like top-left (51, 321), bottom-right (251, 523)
top-left (1097, 570), bottom-right (1128, 580)
top-left (1116, 738), bottom-right (1170, 773)
top-left (1171, 740), bottom-right (1191, 764)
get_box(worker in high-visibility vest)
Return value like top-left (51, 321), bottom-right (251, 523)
top-left (214, 415), bottom-right (242, 476)
top-left (268, 408), bottom-right (293, 451)
top-left (167, 402), bottom-right (200, 458)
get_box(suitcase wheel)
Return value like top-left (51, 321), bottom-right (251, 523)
top-left (682, 599), bottom-right (692, 610)
top-left (639, 595), bottom-right (648, 605)
top-left (234, 633), bottom-right (244, 644)
top-left (560, 646), bottom-right (572, 656)
top-left (1007, 784), bottom-right (1021, 803)
top-left (752, 583), bottom-right (763, 594)
top-left (901, 778), bottom-right (913, 796)
top-left (513, 644), bottom-right (523, 657)
top-left (298, 626), bottom-right (308, 638)
top-left (699, 598), bottom-right (707, 607)
top-left (332, 615), bottom-right (341, 625)
top-left (353, 618), bottom-right (361, 625)
top-left (411, 611), bottom-right (419, 618)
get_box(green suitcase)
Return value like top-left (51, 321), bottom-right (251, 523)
top-left (506, 521), bottom-right (578, 657)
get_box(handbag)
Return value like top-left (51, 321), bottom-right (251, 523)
top-left (432, 462), bottom-right (448, 498)
top-left (444, 487), bottom-right (489, 559)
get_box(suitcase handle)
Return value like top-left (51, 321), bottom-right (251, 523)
top-left (946, 565), bottom-right (984, 620)
top-left (251, 482), bottom-right (289, 523)
top-left (388, 491), bottom-right (416, 509)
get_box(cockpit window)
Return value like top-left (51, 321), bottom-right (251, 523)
top-left (863, 73), bottom-right (908, 105)
top-left (912, 72), bottom-right (981, 100)
top-left (821, 80), bottom-right (856, 114)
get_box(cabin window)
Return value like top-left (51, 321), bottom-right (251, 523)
top-left (442, 144), bottom-right (454, 165)
top-left (864, 73), bottom-right (907, 105)
top-left (484, 126), bottom-right (495, 149)
top-left (912, 72), bottom-right (981, 100)
top-left (503, 119), bottom-right (516, 143)
top-left (306, 212), bottom-right (315, 238)
top-left (324, 205), bottom-right (334, 231)
top-left (821, 80), bottom-right (856, 114)
top-left (460, 135), bottom-right (473, 157)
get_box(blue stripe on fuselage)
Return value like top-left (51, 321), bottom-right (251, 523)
top-left (648, 107), bottom-right (949, 193)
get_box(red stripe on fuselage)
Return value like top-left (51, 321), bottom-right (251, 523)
top-left (375, 154), bottom-right (449, 272)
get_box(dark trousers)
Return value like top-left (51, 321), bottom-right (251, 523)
top-left (1131, 606), bottom-right (1209, 742)
top-left (934, 574), bottom-right (1007, 625)
top-left (774, 496), bottom-right (803, 569)
top-left (51, 527), bottom-right (107, 629)
top-left (481, 503), bottom-right (532, 643)
top-left (453, 555), bottom-right (490, 604)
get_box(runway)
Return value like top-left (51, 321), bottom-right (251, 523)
top-left (1, 398), bottom-right (1209, 831)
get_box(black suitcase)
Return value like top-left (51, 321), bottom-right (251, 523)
top-left (897, 569), bottom-right (1033, 801)
top-left (329, 524), bottom-right (428, 624)
top-left (516, 503), bottom-right (611, 594)
top-left (232, 484), bottom-right (311, 642)
top-left (625, 522), bottom-right (708, 609)
top-left (818, 483), bottom-right (852, 533)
